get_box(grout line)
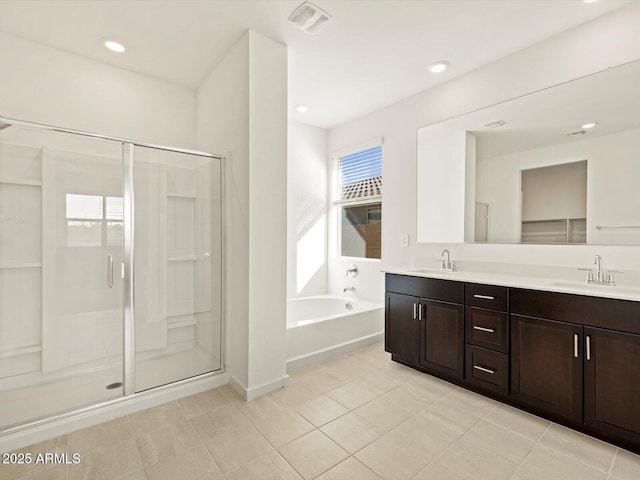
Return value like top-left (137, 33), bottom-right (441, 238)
top-left (606, 448), bottom-right (618, 480)
top-left (507, 422), bottom-right (552, 480)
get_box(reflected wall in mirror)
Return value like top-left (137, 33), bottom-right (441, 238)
top-left (416, 58), bottom-right (640, 245)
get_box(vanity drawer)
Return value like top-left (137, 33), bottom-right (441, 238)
top-left (465, 345), bottom-right (509, 394)
top-left (465, 283), bottom-right (508, 311)
top-left (465, 307), bottom-right (509, 353)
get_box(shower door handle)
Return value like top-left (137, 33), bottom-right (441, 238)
top-left (107, 254), bottom-right (114, 288)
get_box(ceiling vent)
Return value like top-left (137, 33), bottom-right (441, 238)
top-left (482, 120), bottom-right (506, 129)
top-left (288, 1), bottom-right (332, 34)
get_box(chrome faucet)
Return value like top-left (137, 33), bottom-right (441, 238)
top-left (440, 249), bottom-right (456, 272)
top-left (579, 254), bottom-right (620, 286)
top-left (346, 264), bottom-right (358, 277)
top-left (343, 286), bottom-right (355, 293)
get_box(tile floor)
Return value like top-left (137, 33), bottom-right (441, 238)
top-left (2, 342), bottom-right (639, 480)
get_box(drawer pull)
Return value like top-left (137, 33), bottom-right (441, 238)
top-left (473, 365), bottom-right (496, 374)
top-left (473, 294), bottom-right (495, 300)
top-left (473, 326), bottom-right (495, 333)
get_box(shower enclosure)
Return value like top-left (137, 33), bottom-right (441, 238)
top-left (0, 116), bottom-right (224, 431)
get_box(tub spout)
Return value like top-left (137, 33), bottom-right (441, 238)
top-left (343, 286), bottom-right (356, 292)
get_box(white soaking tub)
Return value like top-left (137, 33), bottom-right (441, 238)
top-left (286, 295), bottom-right (384, 371)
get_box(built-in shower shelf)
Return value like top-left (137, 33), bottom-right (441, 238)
top-left (167, 192), bottom-right (197, 198)
top-left (0, 177), bottom-right (42, 187)
top-left (167, 256), bottom-right (197, 262)
top-left (0, 261), bottom-right (42, 269)
top-left (167, 319), bottom-right (197, 329)
top-left (0, 343), bottom-right (41, 359)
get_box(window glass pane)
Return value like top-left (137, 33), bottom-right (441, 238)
top-left (341, 203), bottom-right (381, 259)
top-left (66, 220), bottom-right (102, 246)
top-left (107, 221), bottom-right (123, 246)
top-left (106, 196), bottom-right (124, 220)
top-left (339, 145), bottom-right (382, 202)
top-left (65, 194), bottom-right (103, 219)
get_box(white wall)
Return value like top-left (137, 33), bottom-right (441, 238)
top-left (287, 120), bottom-right (329, 298)
top-left (197, 31), bottom-right (288, 399)
top-left (0, 32), bottom-right (196, 147)
top-left (328, 3), bottom-right (640, 301)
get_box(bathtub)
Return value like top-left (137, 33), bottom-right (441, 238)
top-left (286, 295), bottom-right (384, 371)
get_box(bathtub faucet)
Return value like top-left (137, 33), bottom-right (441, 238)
top-left (343, 286), bottom-right (356, 292)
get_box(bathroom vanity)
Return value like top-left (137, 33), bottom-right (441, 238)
top-left (384, 270), bottom-right (640, 454)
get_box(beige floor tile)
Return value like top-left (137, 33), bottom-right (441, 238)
top-left (539, 424), bottom-right (616, 473)
top-left (610, 448), bottom-right (640, 480)
top-left (402, 370), bottom-right (455, 397)
top-left (128, 401), bottom-right (187, 437)
top-left (289, 365), bottom-right (346, 393)
top-left (235, 395), bottom-right (285, 422)
top-left (387, 413), bottom-right (460, 462)
top-left (144, 444), bottom-right (221, 480)
top-left (317, 457), bottom-right (382, 480)
top-left (117, 470), bottom-right (148, 480)
top-left (436, 387), bottom-right (498, 418)
top-left (423, 438), bottom-right (517, 480)
top-left (69, 438), bottom-right (142, 480)
top-left (203, 425), bottom-right (272, 474)
top-left (514, 445), bottom-right (607, 480)
top-left (68, 416), bottom-right (132, 453)
top-left (355, 371), bottom-right (403, 396)
top-left (381, 384), bottom-right (438, 414)
top-left (178, 388), bottom-right (229, 418)
top-left (189, 404), bottom-right (253, 442)
top-left (327, 382), bottom-right (377, 410)
top-left (224, 452), bottom-right (302, 480)
top-left (218, 384), bottom-right (244, 404)
top-left (423, 400), bottom-right (481, 437)
top-left (484, 403), bottom-right (550, 442)
top-left (268, 380), bottom-right (324, 408)
top-left (355, 430), bottom-right (429, 480)
top-left (323, 354), bottom-right (376, 383)
top-left (278, 430), bottom-right (348, 480)
top-left (1, 435), bottom-right (69, 480)
top-left (457, 419), bottom-right (535, 466)
top-left (295, 394), bottom-right (349, 427)
top-left (320, 412), bottom-right (381, 454)
top-left (354, 398), bottom-right (412, 433)
top-left (249, 408), bottom-right (315, 447)
top-left (135, 420), bottom-right (201, 467)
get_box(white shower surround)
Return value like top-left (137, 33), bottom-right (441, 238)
top-left (286, 294), bottom-right (384, 371)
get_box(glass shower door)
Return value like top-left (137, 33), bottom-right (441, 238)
top-left (0, 126), bottom-right (125, 428)
top-left (133, 146), bottom-right (222, 392)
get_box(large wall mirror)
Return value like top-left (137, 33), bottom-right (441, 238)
top-left (417, 58), bottom-right (640, 245)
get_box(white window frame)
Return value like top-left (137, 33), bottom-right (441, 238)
top-left (331, 138), bottom-right (383, 261)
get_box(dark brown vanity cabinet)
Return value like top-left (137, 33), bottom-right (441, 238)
top-left (583, 327), bottom-right (640, 445)
top-left (511, 288), bottom-right (640, 446)
top-left (385, 274), bottom-right (464, 379)
top-left (465, 284), bottom-right (509, 394)
top-left (510, 314), bottom-right (583, 422)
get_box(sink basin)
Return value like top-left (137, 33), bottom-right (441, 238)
top-left (406, 268), bottom-right (451, 275)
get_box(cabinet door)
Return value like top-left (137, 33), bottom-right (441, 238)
top-left (420, 300), bottom-right (464, 379)
top-left (584, 327), bottom-right (640, 444)
top-left (511, 315), bottom-right (583, 422)
top-left (385, 292), bottom-right (420, 363)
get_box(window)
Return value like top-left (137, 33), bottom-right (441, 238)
top-left (333, 143), bottom-right (382, 259)
top-left (66, 194), bottom-right (123, 246)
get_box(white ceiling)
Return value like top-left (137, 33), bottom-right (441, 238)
top-left (0, 0), bottom-right (632, 129)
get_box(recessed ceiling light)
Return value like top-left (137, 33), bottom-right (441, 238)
top-left (428, 61), bottom-right (449, 74)
top-left (582, 122), bottom-right (597, 129)
top-left (295, 104), bottom-right (309, 113)
top-left (583, 0), bottom-right (598, 4)
top-left (104, 40), bottom-right (126, 53)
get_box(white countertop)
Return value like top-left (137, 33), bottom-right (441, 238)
top-left (383, 267), bottom-right (640, 302)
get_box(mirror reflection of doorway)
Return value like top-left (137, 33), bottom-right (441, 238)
top-left (475, 202), bottom-right (490, 242)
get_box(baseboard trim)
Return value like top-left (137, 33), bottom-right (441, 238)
top-left (227, 374), bottom-right (290, 401)
top-left (286, 331), bottom-right (383, 372)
